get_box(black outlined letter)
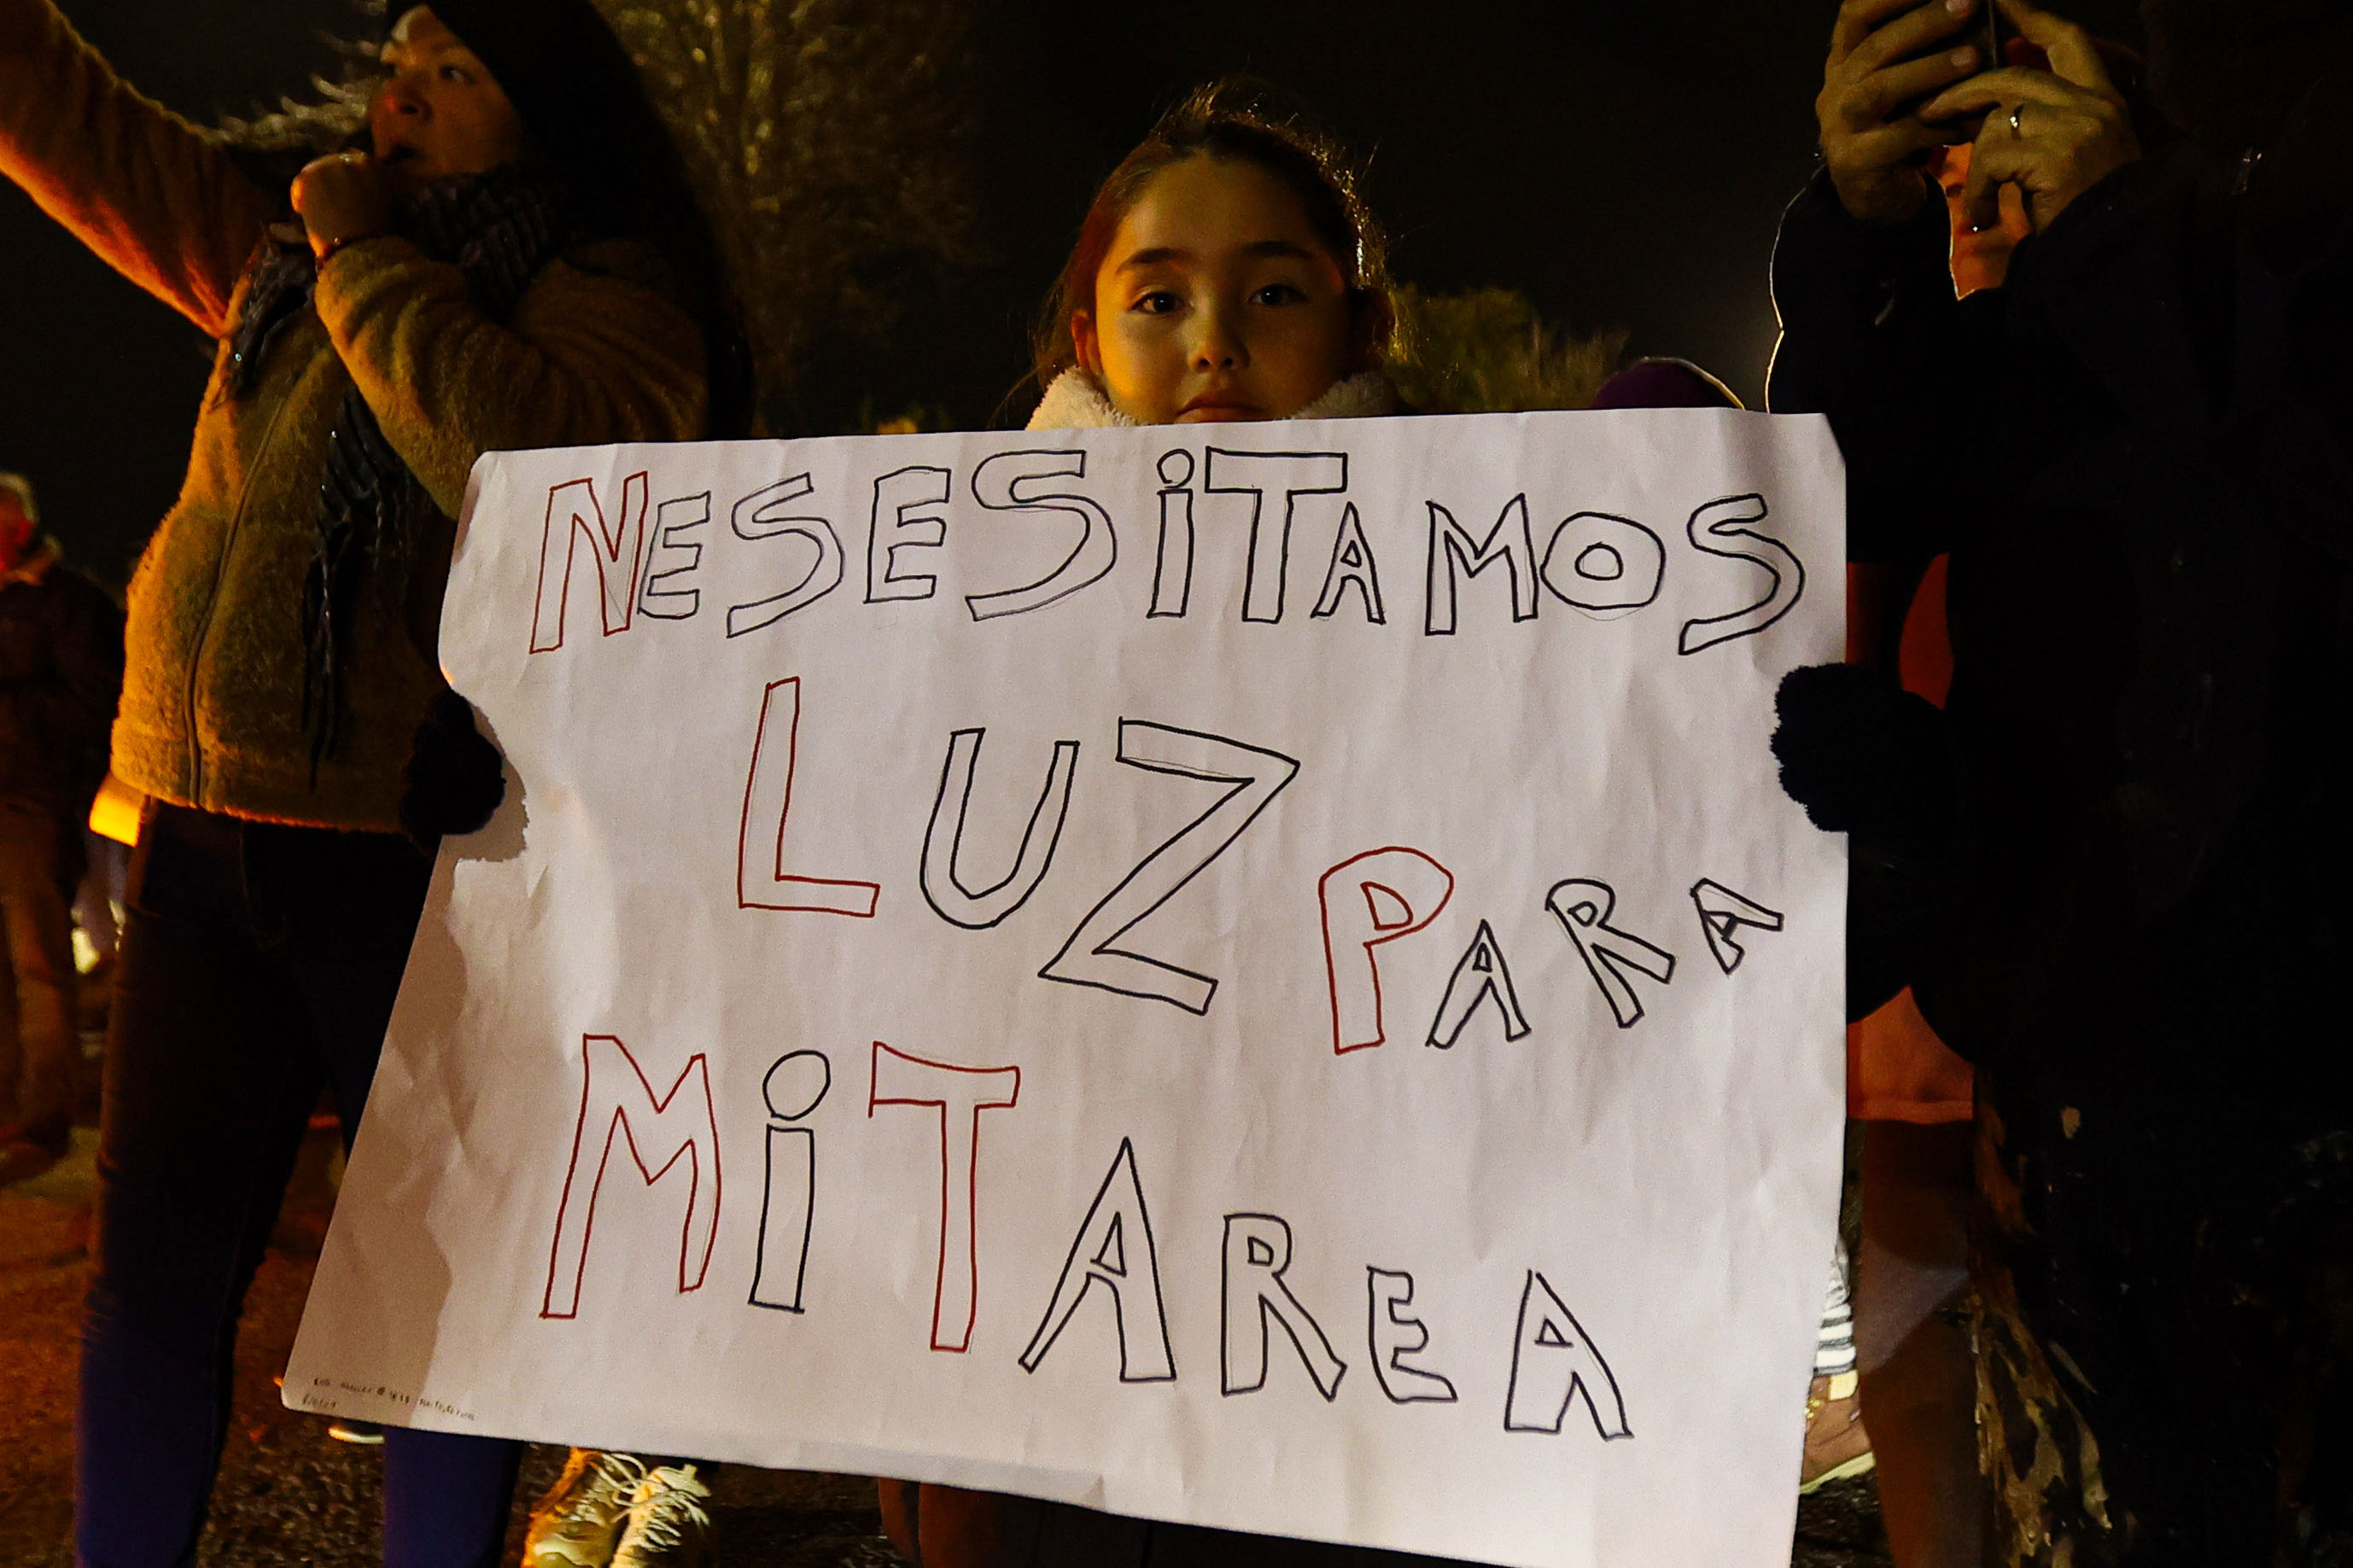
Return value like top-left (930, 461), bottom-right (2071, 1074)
top-left (1538, 511), bottom-right (1665, 616)
top-left (966, 450), bottom-right (1116, 621)
top-left (727, 474), bottom-right (843, 637)
top-left (869, 1042), bottom-right (1021, 1353)
top-left (866, 465), bottom-right (951, 603)
top-left (530, 471), bottom-right (649, 652)
top-left (1221, 1214), bottom-right (1346, 1400)
top-left (1678, 493), bottom-right (1805, 654)
top-left (542, 1035), bottom-right (721, 1319)
top-left (1202, 448), bottom-right (1348, 623)
top-left (920, 729), bottom-right (1080, 930)
top-left (639, 492), bottom-right (709, 621)
top-left (1426, 919), bottom-right (1533, 1050)
top-left (1425, 495), bottom-right (1539, 634)
top-left (736, 677), bottom-right (882, 917)
top-left (1311, 504), bottom-right (1387, 624)
top-left (1690, 878), bottom-right (1786, 974)
top-left (1320, 847), bottom-right (1455, 1054)
top-left (1150, 449), bottom-right (1195, 618)
top-left (1367, 1268), bottom-right (1458, 1404)
top-left (1545, 878), bottom-right (1675, 1029)
top-left (750, 1051), bottom-right (831, 1313)
top-left (1503, 1270), bottom-right (1632, 1439)
top-left (1040, 722), bottom-right (1299, 1015)
top-left (1019, 1138), bottom-right (1176, 1382)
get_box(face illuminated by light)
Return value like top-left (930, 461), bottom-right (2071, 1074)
top-left (1936, 143), bottom-right (2033, 298)
top-left (0, 488), bottom-right (32, 570)
top-left (370, 8), bottom-right (528, 187)
top-left (1076, 156), bottom-right (1362, 425)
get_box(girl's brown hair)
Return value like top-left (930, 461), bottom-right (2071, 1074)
top-left (1028, 79), bottom-right (1397, 399)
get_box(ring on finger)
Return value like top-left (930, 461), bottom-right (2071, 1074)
top-left (2009, 102), bottom-right (2027, 137)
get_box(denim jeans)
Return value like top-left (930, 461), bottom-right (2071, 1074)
top-left (76, 805), bottom-right (519, 1566)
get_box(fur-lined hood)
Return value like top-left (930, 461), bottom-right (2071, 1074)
top-left (1027, 369), bottom-right (1400, 430)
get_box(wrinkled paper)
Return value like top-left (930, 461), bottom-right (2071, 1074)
top-left (289, 410), bottom-right (1847, 1567)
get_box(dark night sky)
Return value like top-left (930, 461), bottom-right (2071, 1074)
top-left (0, 0), bottom-right (2143, 586)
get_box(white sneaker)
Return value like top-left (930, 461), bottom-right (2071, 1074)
top-left (525, 1449), bottom-right (650, 1568)
top-left (612, 1463), bottom-right (715, 1567)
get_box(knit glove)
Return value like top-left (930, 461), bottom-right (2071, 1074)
top-left (1772, 663), bottom-right (1960, 1020)
top-left (400, 688), bottom-right (506, 846)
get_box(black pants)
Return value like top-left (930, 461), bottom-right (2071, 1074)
top-left (76, 805), bottom-right (519, 1566)
top-left (0, 800), bottom-right (80, 1145)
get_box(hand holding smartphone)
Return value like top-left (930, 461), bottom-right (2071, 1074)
top-left (1818, 0), bottom-right (1996, 224)
top-left (1982, 2), bottom-right (2009, 72)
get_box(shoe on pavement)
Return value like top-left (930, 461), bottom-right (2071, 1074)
top-left (0, 1113), bottom-right (69, 1154)
top-left (0, 1135), bottom-right (66, 1186)
top-left (1799, 1370), bottom-right (1876, 1493)
top-left (526, 1449), bottom-right (649, 1568)
top-left (612, 1463), bottom-right (714, 1567)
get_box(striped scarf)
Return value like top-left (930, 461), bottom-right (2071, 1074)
top-left (227, 162), bottom-right (580, 774)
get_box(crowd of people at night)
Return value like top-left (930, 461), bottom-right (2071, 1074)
top-left (1, 0), bottom-right (2349, 1562)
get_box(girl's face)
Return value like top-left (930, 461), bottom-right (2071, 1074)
top-left (371, 9), bottom-right (528, 187)
top-left (1077, 156), bottom-right (1360, 425)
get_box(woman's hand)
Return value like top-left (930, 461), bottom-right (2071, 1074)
top-left (291, 151), bottom-right (399, 261)
top-left (1921, 0), bottom-right (2140, 232)
top-left (1819, 0), bottom-right (1986, 225)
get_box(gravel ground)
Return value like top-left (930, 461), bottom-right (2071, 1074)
top-left (0, 1123), bottom-right (1889, 1565)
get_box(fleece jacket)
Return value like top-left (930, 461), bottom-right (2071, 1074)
top-left (0, 0), bottom-right (708, 831)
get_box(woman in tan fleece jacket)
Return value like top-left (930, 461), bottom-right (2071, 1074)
top-left (0, 0), bottom-right (733, 1560)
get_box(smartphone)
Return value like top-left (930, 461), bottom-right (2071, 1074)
top-left (1982, 3), bottom-right (2009, 71)
top-left (1889, 0), bottom-right (1997, 131)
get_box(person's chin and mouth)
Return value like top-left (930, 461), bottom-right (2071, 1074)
top-left (372, 137), bottom-right (434, 193)
top-left (1175, 389), bottom-right (1265, 423)
top-left (1951, 230), bottom-right (2005, 265)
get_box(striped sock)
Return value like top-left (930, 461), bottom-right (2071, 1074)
top-left (1816, 1242), bottom-right (1856, 1384)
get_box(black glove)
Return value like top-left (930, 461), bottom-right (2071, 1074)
top-left (1771, 662), bottom-right (1959, 842)
top-left (1772, 663), bottom-right (1961, 1021)
top-left (400, 688), bottom-right (506, 847)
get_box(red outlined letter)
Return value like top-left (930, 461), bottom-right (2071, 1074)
top-left (1320, 847), bottom-right (1455, 1053)
top-left (530, 472), bottom-right (651, 653)
top-left (736, 677), bottom-right (882, 917)
top-left (541, 1035), bottom-right (721, 1319)
top-left (868, 1041), bottom-right (1021, 1353)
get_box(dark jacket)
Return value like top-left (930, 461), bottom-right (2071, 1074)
top-left (1770, 137), bottom-right (2353, 1093)
top-left (1771, 130), bottom-right (2353, 1555)
top-left (0, 539), bottom-right (124, 818)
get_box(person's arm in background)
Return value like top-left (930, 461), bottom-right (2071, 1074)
top-left (47, 573), bottom-right (124, 772)
top-left (0, 570), bottom-right (124, 793)
top-left (0, 0), bottom-right (273, 337)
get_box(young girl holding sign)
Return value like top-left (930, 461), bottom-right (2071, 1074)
top-left (880, 83), bottom-right (1457, 1568)
top-left (879, 80), bottom-right (1741, 1568)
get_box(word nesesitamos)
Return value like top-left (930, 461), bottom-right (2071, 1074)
top-left (520, 445), bottom-right (1801, 654)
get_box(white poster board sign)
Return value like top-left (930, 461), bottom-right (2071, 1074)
top-left (289, 410), bottom-right (1846, 1567)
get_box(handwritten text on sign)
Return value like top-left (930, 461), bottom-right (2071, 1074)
top-left (289, 411), bottom-right (1847, 1568)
